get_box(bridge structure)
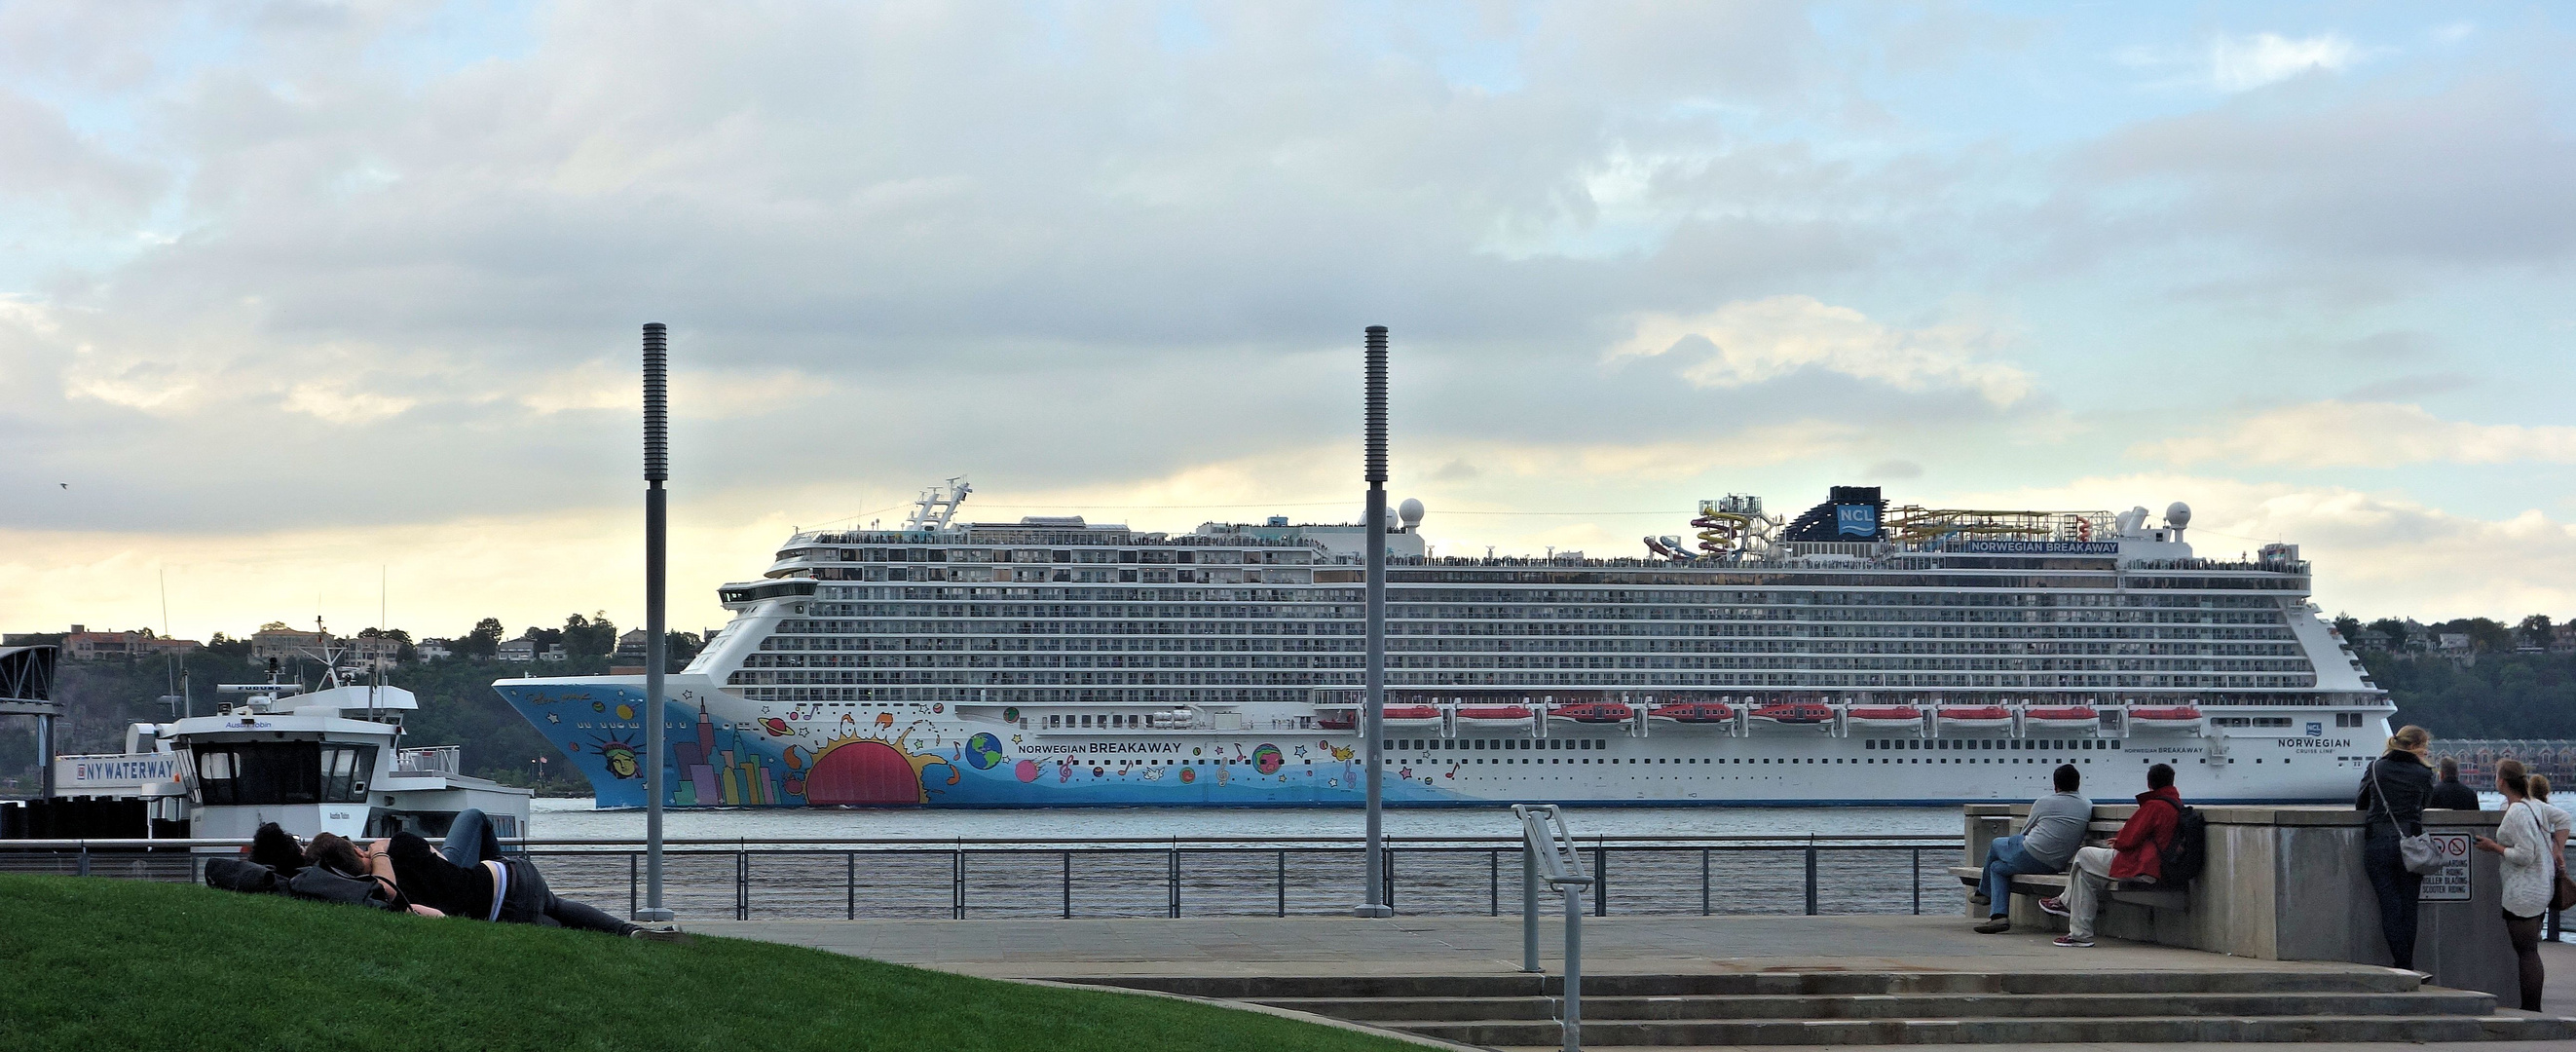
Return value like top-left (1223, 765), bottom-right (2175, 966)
top-left (0, 646), bottom-right (62, 798)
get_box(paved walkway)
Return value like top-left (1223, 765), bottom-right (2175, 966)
top-left (693, 913), bottom-right (2401, 979)
top-left (697, 915), bottom-right (2576, 1050)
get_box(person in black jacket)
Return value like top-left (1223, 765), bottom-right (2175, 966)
top-left (2357, 725), bottom-right (2438, 970)
top-left (2426, 757), bottom-right (2481, 811)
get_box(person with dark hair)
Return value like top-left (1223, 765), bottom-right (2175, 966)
top-left (362, 808), bottom-right (680, 939)
top-left (2476, 759), bottom-right (2551, 1011)
top-left (2041, 763), bottom-right (2182, 948)
top-left (2357, 725), bottom-right (2437, 970)
top-left (1971, 764), bottom-right (2091, 934)
top-left (2426, 757), bottom-right (2481, 811)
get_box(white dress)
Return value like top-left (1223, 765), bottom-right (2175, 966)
top-left (2495, 800), bottom-right (2554, 919)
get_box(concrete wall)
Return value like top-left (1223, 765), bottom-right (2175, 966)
top-left (1968, 804), bottom-right (2519, 998)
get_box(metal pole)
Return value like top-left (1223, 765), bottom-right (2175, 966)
top-left (846, 851), bottom-right (856, 920)
top-left (638, 321), bottom-right (674, 923)
top-left (1490, 849), bottom-right (1501, 917)
top-left (36, 715), bottom-right (54, 799)
top-left (1356, 324), bottom-right (1393, 919)
top-left (1805, 839), bottom-right (1819, 917)
top-left (1593, 845), bottom-right (1606, 917)
top-left (1168, 846), bottom-right (1180, 918)
top-left (1700, 847), bottom-right (1710, 916)
top-left (1063, 850), bottom-right (1073, 919)
top-left (1277, 849), bottom-right (1288, 918)
top-left (1912, 847), bottom-right (1923, 916)
top-left (628, 852), bottom-right (638, 919)
top-left (1563, 884), bottom-right (1583, 1052)
top-left (1522, 842), bottom-right (1541, 973)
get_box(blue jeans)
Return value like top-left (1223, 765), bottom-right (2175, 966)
top-left (439, 808), bottom-right (634, 935)
top-left (439, 808), bottom-right (504, 867)
top-left (1979, 835), bottom-right (2056, 918)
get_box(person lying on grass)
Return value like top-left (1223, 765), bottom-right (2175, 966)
top-left (358, 808), bottom-right (682, 940)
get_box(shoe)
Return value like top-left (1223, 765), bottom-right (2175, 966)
top-left (629, 924), bottom-right (692, 944)
top-left (1968, 893), bottom-right (1991, 906)
top-left (1973, 917), bottom-right (2011, 934)
top-left (2053, 933), bottom-right (2093, 948)
top-left (2037, 897), bottom-right (2069, 918)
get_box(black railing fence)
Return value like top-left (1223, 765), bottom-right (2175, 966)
top-left (1, 835), bottom-right (1961, 920)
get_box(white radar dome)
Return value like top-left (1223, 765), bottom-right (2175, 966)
top-left (2165, 502), bottom-right (2192, 530)
top-left (1398, 498), bottom-right (1425, 530)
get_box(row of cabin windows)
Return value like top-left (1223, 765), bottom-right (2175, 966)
top-left (1866, 737), bottom-right (2112, 751)
top-left (1385, 738), bottom-right (1606, 751)
top-left (1046, 713), bottom-right (1153, 729)
top-left (193, 742), bottom-right (377, 806)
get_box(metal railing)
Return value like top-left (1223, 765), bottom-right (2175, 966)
top-left (0, 833), bottom-right (1960, 920)
top-left (392, 746), bottom-right (461, 775)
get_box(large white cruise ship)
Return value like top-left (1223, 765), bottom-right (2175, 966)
top-left (499, 481), bottom-right (2390, 808)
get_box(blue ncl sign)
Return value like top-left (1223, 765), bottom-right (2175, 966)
top-left (1835, 504), bottom-right (1879, 538)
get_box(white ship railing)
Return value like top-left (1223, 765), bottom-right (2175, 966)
top-left (392, 745), bottom-right (461, 775)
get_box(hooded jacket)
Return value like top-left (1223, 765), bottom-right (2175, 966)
top-left (2109, 784), bottom-right (2184, 882)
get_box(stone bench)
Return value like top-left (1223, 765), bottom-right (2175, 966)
top-left (1960, 803), bottom-right (2523, 1001)
top-left (1950, 816), bottom-right (2192, 912)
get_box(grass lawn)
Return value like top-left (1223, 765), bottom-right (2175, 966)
top-left (0, 874), bottom-right (1424, 1052)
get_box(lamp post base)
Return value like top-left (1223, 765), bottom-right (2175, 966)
top-left (634, 907), bottom-right (676, 922)
top-left (1351, 903), bottom-right (1394, 918)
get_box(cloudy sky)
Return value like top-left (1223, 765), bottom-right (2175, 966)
top-left (4, 1), bottom-right (2572, 641)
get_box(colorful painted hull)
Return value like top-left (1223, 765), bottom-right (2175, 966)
top-left (497, 675), bottom-right (2375, 808)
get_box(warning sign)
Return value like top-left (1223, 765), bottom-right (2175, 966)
top-left (2418, 832), bottom-right (2473, 902)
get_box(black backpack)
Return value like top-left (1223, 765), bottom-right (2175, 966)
top-left (2157, 802), bottom-right (2207, 884)
top-left (285, 864), bottom-right (405, 911)
top-left (205, 856), bottom-right (284, 894)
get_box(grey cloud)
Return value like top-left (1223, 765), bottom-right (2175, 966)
top-left (2073, 77), bottom-right (2576, 267)
top-left (1866, 459), bottom-right (1923, 479)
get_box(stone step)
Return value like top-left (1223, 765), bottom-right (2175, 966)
top-left (1397, 1013), bottom-right (2576, 1046)
top-left (1072, 968), bottom-right (2420, 1000)
top-left (1255, 990), bottom-right (2496, 1022)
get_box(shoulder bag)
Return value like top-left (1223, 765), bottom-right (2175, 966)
top-left (2531, 803), bottom-right (2576, 912)
top-left (2371, 762), bottom-right (2441, 875)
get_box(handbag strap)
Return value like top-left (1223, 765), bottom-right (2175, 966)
top-left (2370, 759), bottom-right (2415, 836)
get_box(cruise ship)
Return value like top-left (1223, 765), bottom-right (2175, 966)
top-left (499, 481), bottom-right (2390, 808)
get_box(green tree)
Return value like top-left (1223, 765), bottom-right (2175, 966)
top-left (563, 612), bottom-right (618, 658)
top-left (463, 618), bottom-right (504, 658)
top-left (2517, 614), bottom-right (2553, 648)
top-left (2333, 614), bottom-right (2362, 640)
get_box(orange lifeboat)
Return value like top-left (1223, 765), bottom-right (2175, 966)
top-left (1936, 705), bottom-right (2015, 731)
top-left (1647, 701), bottom-right (1736, 724)
top-left (1548, 702), bottom-right (1634, 724)
top-left (2023, 705), bottom-right (2101, 730)
top-left (1749, 701), bottom-right (1835, 726)
top-left (1846, 705), bottom-right (1924, 730)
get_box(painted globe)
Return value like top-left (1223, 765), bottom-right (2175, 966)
top-left (1252, 743), bottom-right (1285, 774)
top-left (965, 733), bottom-right (1005, 770)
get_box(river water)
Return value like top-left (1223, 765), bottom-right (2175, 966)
top-left (516, 799), bottom-right (1966, 920)
top-left (525, 797), bottom-right (1960, 841)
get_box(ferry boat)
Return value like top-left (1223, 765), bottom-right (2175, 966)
top-left (52, 657), bottom-right (529, 842)
top-left (501, 481), bottom-right (2390, 808)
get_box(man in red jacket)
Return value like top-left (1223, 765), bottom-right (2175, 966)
top-left (2040, 763), bottom-right (2181, 948)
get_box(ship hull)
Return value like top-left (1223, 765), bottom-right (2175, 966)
top-left (499, 676), bottom-right (2377, 808)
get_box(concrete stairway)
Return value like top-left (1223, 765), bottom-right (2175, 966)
top-left (1073, 969), bottom-right (2576, 1046)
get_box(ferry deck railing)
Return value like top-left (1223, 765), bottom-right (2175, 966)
top-left (10, 834), bottom-right (2564, 938)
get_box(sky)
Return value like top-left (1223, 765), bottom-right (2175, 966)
top-left (3, 0), bottom-right (2573, 642)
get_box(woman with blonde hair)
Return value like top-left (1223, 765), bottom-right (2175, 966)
top-left (2474, 759), bottom-right (2550, 1011)
top-left (2527, 773), bottom-right (2573, 936)
top-left (2356, 725), bottom-right (2436, 970)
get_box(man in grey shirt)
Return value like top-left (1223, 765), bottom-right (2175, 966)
top-left (1973, 764), bottom-right (2092, 933)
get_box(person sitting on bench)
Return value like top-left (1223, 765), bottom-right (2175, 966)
top-left (1973, 764), bottom-right (2092, 934)
top-left (2042, 763), bottom-right (2182, 948)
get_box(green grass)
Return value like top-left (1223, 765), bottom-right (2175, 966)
top-left (0, 874), bottom-right (1419, 1052)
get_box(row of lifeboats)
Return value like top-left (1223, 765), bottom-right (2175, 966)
top-left (1319, 702), bottom-right (2204, 733)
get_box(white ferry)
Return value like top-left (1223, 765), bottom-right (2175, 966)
top-left (501, 481), bottom-right (2389, 808)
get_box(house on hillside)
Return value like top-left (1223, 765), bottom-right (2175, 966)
top-left (497, 639), bottom-right (536, 662)
top-left (414, 640), bottom-right (454, 661)
top-left (61, 626), bottom-right (198, 660)
top-left (250, 623), bottom-right (330, 666)
top-left (615, 629), bottom-right (650, 660)
top-left (2350, 629), bottom-right (2391, 653)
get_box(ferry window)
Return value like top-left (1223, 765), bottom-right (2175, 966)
top-left (320, 744), bottom-right (377, 804)
top-left (193, 741), bottom-right (322, 807)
